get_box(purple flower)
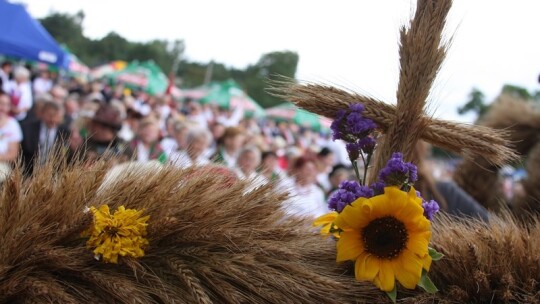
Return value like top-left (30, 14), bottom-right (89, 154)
top-left (349, 103), bottom-right (365, 112)
top-left (371, 181), bottom-right (386, 196)
top-left (328, 180), bottom-right (373, 212)
top-left (422, 199), bottom-right (440, 221)
top-left (346, 142), bottom-right (361, 160)
top-left (378, 152), bottom-right (418, 186)
top-left (358, 137), bottom-right (376, 154)
top-left (330, 110), bottom-right (347, 140)
top-left (345, 112), bottom-right (377, 136)
top-left (407, 163), bottom-right (418, 183)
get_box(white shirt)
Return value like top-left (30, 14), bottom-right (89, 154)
top-left (0, 117), bottom-right (22, 154)
top-left (317, 172), bottom-right (332, 192)
top-left (136, 142), bottom-right (151, 162)
top-left (39, 123), bottom-right (58, 163)
top-left (283, 180), bottom-right (328, 218)
top-left (33, 78), bottom-right (53, 95)
top-left (169, 150), bottom-right (209, 168)
top-left (7, 81), bottom-right (32, 121)
top-left (222, 150), bottom-right (237, 168)
top-left (160, 137), bottom-right (178, 156)
top-left (0, 70), bottom-right (9, 93)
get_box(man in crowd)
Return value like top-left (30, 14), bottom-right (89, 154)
top-left (20, 99), bottom-right (70, 174)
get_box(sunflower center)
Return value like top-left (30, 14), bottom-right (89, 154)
top-left (362, 216), bottom-right (408, 259)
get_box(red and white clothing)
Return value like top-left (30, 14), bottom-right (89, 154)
top-left (6, 81), bottom-right (32, 121)
top-left (0, 117), bottom-right (22, 154)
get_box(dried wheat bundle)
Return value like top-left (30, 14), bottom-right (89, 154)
top-left (425, 213), bottom-right (540, 303)
top-left (0, 157), bottom-right (386, 304)
top-left (272, 82), bottom-right (516, 169)
top-left (1, 156), bottom-right (539, 303)
top-left (454, 95), bottom-right (540, 213)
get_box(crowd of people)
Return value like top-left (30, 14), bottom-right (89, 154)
top-left (0, 61), bottom-right (359, 218)
top-left (1, 61), bottom-right (506, 221)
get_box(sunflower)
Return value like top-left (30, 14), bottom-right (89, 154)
top-left (86, 205), bottom-right (150, 264)
top-left (313, 211), bottom-right (340, 238)
top-left (334, 186), bottom-right (432, 292)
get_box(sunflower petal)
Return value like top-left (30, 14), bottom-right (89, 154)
top-left (313, 212), bottom-right (338, 227)
top-left (335, 204), bottom-right (369, 230)
top-left (407, 232), bottom-right (431, 256)
top-left (336, 230), bottom-right (364, 262)
top-left (393, 250), bottom-right (423, 289)
top-left (355, 253), bottom-right (379, 281)
top-left (383, 187), bottom-right (408, 210)
top-left (422, 253), bottom-right (432, 271)
top-left (377, 261), bottom-right (396, 292)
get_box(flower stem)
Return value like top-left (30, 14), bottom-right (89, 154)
top-left (363, 152), bottom-right (372, 187)
top-left (351, 160), bottom-right (362, 185)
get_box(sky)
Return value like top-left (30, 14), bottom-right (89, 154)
top-left (19, 0), bottom-right (540, 123)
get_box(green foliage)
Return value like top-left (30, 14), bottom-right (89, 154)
top-left (502, 84), bottom-right (532, 100)
top-left (39, 11), bottom-right (297, 108)
top-left (418, 269), bottom-right (438, 293)
top-left (39, 12), bottom-right (184, 71)
top-left (457, 88), bottom-right (489, 118)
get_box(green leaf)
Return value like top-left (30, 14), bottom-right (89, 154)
top-left (386, 285), bottom-right (397, 303)
top-left (428, 247), bottom-right (444, 261)
top-left (418, 269), bottom-right (438, 293)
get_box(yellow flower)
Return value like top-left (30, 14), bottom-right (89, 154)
top-left (313, 211), bottom-right (340, 238)
top-left (86, 205), bottom-right (150, 264)
top-left (334, 187), bottom-right (432, 292)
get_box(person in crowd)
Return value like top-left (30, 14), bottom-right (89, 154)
top-left (6, 66), bottom-right (33, 121)
top-left (50, 85), bottom-right (68, 105)
top-left (20, 99), bottom-right (70, 174)
top-left (160, 117), bottom-right (181, 156)
top-left (283, 156), bottom-right (328, 218)
top-left (212, 126), bottom-right (245, 167)
top-left (169, 127), bottom-right (211, 168)
top-left (0, 93), bottom-right (22, 180)
top-left (0, 61), bottom-right (13, 93)
top-left (327, 164), bottom-right (350, 197)
top-left (64, 93), bottom-right (80, 126)
top-left (235, 146), bottom-right (263, 180)
top-left (235, 146), bottom-right (267, 192)
top-left (277, 121), bottom-right (295, 145)
top-left (32, 70), bottom-right (53, 95)
top-left (205, 122), bottom-right (225, 158)
top-left (215, 105), bottom-right (243, 127)
top-left (128, 117), bottom-right (165, 162)
top-left (185, 101), bottom-right (208, 128)
top-left (415, 141), bottom-right (489, 221)
top-left (164, 120), bottom-right (191, 156)
top-left (69, 103), bottom-right (125, 162)
top-left (315, 147), bottom-right (335, 192)
top-left (260, 150), bottom-right (286, 182)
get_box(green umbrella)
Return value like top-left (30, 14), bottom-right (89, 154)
top-left (200, 79), bottom-right (265, 117)
top-left (265, 103), bottom-right (331, 131)
top-left (109, 60), bottom-right (168, 95)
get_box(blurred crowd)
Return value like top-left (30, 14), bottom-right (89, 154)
top-left (0, 61), bottom-right (360, 217)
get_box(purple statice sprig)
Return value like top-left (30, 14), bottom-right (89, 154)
top-left (422, 199), bottom-right (440, 221)
top-left (330, 104), bottom-right (377, 143)
top-left (329, 103), bottom-right (378, 187)
top-left (328, 180), bottom-right (373, 213)
top-left (378, 152), bottom-right (417, 188)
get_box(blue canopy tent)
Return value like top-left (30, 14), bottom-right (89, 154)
top-left (0, 0), bottom-right (69, 69)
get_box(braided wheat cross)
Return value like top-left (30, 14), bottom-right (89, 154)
top-left (275, 0), bottom-right (515, 183)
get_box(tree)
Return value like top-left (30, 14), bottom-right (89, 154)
top-left (39, 11), bottom-right (90, 60)
top-left (457, 88), bottom-right (489, 119)
top-left (242, 51), bottom-right (299, 108)
top-left (502, 84), bottom-right (532, 100)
